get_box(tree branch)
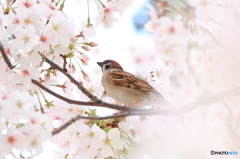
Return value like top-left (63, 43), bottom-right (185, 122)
top-left (51, 86), bottom-right (240, 135)
top-left (31, 79), bottom-right (136, 111)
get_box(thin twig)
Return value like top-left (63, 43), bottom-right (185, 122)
top-left (52, 113), bottom-right (131, 135)
top-left (221, 101), bottom-right (234, 137)
top-left (32, 79), bottom-right (94, 106)
top-left (60, 54), bottom-right (67, 72)
top-left (0, 42), bottom-right (14, 69)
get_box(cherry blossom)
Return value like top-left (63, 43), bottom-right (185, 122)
top-left (189, 0), bottom-right (224, 21)
top-left (107, 0), bottom-right (133, 15)
top-left (4, 12), bottom-right (22, 34)
top-left (144, 4), bottom-right (160, 33)
top-left (12, 65), bottom-right (39, 89)
top-left (12, 24), bottom-right (39, 53)
top-left (95, 8), bottom-right (118, 29)
top-left (3, 127), bottom-right (28, 150)
top-left (99, 128), bottom-right (124, 157)
top-left (19, 48), bottom-right (43, 67)
top-left (95, 0), bottom-right (133, 29)
top-left (49, 10), bottom-right (76, 37)
top-left (38, 26), bottom-right (59, 50)
top-left (52, 35), bottom-right (71, 56)
top-left (17, 0), bottom-right (39, 11)
top-left (78, 19), bottom-right (96, 38)
top-left (0, 58), bottom-right (14, 84)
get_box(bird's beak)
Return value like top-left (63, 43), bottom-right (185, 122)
top-left (97, 62), bottom-right (103, 67)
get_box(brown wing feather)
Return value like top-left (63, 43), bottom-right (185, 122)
top-left (109, 71), bottom-right (153, 91)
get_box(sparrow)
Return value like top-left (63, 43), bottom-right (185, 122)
top-left (97, 60), bottom-right (173, 108)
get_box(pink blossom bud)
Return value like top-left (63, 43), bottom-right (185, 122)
top-left (67, 64), bottom-right (76, 74)
top-left (44, 73), bottom-right (50, 82)
top-left (81, 70), bottom-right (90, 82)
top-left (104, 8), bottom-right (112, 16)
top-left (52, 115), bottom-right (60, 120)
top-left (81, 59), bottom-right (88, 65)
top-left (168, 26), bottom-right (175, 34)
top-left (88, 42), bottom-right (98, 47)
top-left (82, 46), bottom-right (90, 51)
top-left (81, 53), bottom-right (89, 61)
top-left (70, 37), bottom-right (78, 43)
top-left (44, 51), bottom-right (51, 56)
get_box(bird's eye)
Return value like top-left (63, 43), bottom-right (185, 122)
top-left (105, 64), bottom-right (111, 70)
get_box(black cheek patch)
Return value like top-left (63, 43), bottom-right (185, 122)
top-left (105, 64), bottom-right (111, 70)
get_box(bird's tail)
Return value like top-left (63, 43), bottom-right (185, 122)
top-left (155, 92), bottom-right (174, 108)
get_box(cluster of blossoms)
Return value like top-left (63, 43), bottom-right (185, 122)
top-left (0, 0), bottom-right (134, 158)
top-left (0, 0), bottom-right (240, 159)
top-left (0, 86), bottom-right (52, 157)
